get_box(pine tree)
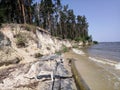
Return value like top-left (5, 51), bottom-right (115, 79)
top-left (0, 0), bottom-right (91, 41)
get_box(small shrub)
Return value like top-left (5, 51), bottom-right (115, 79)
top-left (16, 37), bottom-right (26, 48)
top-left (25, 24), bottom-right (31, 31)
top-left (74, 37), bottom-right (81, 42)
top-left (24, 24), bottom-right (36, 33)
top-left (16, 33), bottom-right (27, 48)
top-left (61, 45), bottom-right (69, 53)
top-left (93, 41), bottom-right (98, 44)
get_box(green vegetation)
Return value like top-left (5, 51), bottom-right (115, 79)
top-left (15, 33), bottom-right (27, 48)
top-left (74, 35), bottom-right (92, 42)
top-left (61, 45), bottom-right (69, 53)
top-left (93, 41), bottom-right (98, 44)
top-left (74, 37), bottom-right (82, 42)
top-left (24, 24), bottom-right (36, 32)
top-left (0, 0), bottom-right (92, 42)
top-left (55, 45), bottom-right (70, 54)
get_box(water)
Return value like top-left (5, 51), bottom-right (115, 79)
top-left (87, 42), bottom-right (120, 70)
top-left (85, 42), bottom-right (120, 90)
top-left (87, 42), bottom-right (120, 62)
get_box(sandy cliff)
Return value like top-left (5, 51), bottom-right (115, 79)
top-left (0, 24), bottom-right (76, 90)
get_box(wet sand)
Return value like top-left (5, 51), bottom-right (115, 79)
top-left (64, 51), bottom-right (120, 90)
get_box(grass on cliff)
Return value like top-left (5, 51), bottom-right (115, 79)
top-left (15, 32), bottom-right (27, 48)
top-left (55, 45), bottom-right (70, 55)
top-left (61, 45), bottom-right (69, 53)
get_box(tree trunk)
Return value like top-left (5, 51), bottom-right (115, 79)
top-left (28, 0), bottom-right (32, 24)
top-left (21, 0), bottom-right (26, 24)
top-left (17, 0), bottom-right (22, 23)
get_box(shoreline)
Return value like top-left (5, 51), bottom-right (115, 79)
top-left (70, 58), bottom-right (90, 90)
top-left (64, 50), bottom-right (120, 90)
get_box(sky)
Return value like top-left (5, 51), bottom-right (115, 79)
top-left (62, 0), bottom-right (120, 42)
top-left (35, 0), bottom-right (120, 42)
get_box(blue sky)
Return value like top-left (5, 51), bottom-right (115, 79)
top-left (62, 0), bottom-right (120, 42)
top-left (35, 0), bottom-right (120, 42)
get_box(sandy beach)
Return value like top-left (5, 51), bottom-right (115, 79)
top-left (64, 50), bottom-right (120, 90)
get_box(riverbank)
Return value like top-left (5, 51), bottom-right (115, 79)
top-left (1, 24), bottom-right (119, 90)
top-left (64, 50), bottom-right (120, 90)
top-left (0, 24), bottom-right (77, 90)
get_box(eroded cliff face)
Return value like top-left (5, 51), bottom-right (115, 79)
top-left (0, 24), bottom-right (75, 90)
top-left (0, 24), bottom-right (72, 63)
top-left (36, 27), bottom-right (71, 55)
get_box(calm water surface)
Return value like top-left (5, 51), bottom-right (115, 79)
top-left (87, 42), bottom-right (120, 62)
